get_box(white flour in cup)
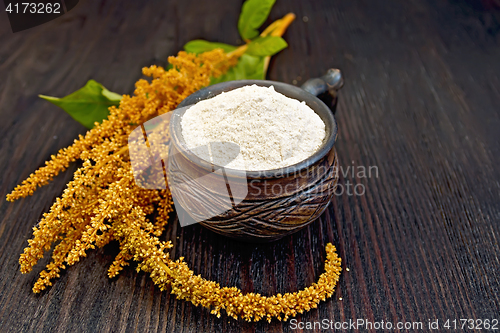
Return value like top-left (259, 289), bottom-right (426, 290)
top-left (180, 85), bottom-right (326, 171)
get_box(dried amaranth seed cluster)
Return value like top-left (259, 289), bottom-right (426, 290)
top-left (7, 50), bottom-right (341, 322)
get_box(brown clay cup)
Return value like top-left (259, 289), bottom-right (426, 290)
top-left (168, 79), bottom-right (340, 242)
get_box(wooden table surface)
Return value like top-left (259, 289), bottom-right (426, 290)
top-left (1, 0), bottom-right (499, 332)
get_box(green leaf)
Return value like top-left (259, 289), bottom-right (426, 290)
top-left (39, 80), bottom-right (121, 129)
top-left (210, 54), bottom-right (265, 85)
top-left (238, 0), bottom-right (276, 40)
top-left (184, 40), bottom-right (237, 54)
top-left (101, 89), bottom-right (122, 102)
top-left (246, 36), bottom-right (288, 56)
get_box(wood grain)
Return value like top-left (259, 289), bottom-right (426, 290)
top-left (1, 0), bottom-right (499, 332)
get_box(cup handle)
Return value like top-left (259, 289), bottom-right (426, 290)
top-left (300, 69), bottom-right (344, 114)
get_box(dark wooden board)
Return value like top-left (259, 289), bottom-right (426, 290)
top-left (1, 0), bottom-right (499, 332)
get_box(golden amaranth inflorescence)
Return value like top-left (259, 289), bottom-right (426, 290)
top-left (8, 49), bottom-right (342, 322)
